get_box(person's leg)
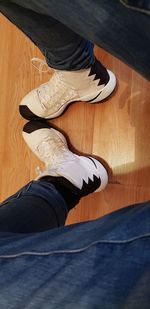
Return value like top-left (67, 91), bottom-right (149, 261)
top-left (0, 1), bottom-right (94, 71)
top-left (0, 1), bottom-right (116, 120)
top-left (0, 199), bottom-right (149, 308)
top-left (8, 0), bottom-right (150, 80)
top-left (0, 120), bottom-right (108, 233)
top-left (0, 181), bottom-right (68, 233)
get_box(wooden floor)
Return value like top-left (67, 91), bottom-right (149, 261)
top-left (0, 14), bottom-right (150, 225)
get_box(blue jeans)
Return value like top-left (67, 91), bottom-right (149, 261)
top-left (0, 181), bottom-right (150, 308)
top-left (0, 0), bottom-right (150, 79)
top-left (0, 181), bottom-right (68, 233)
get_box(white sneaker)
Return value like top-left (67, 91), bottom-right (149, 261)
top-left (20, 59), bottom-right (116, 120)
top-left (22, 121), bottom-right (108, 197)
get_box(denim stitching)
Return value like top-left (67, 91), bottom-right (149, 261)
top-left (0, 233), bottom-right (149, 259)
top-left (120, 0), bottom-right (150, 15)
top-left (0, 182), bottom-right (34, 207)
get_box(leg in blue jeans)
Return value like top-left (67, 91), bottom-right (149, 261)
top-left (0, 182), bottom-right (149, 308)
top-left (0, 0), bottom-right (149, 78)
top-left (0, 1), bottom-right (94, 70)
top-left (0, 180), bottom-right (69, 233)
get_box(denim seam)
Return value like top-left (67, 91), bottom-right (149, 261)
top-left (119, 0), bottom-right (150, 15)
top-left (0, 233), bottom-right (149, 259)
top-left (0, 182), bottom-right (33, 206)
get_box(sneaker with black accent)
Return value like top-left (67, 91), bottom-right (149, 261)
top-left (20, 58), bottom-right (116, 120)
top-left (22, 120), bottom-right (108, 198)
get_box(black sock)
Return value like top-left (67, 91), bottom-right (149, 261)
top-left (40, 176), bottom-right (81, 211)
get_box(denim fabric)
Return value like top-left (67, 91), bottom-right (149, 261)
top-left (0, 201), bottom-right (150, 308)
top-left (0, 0), bottom-right (149, 79)
top-left (0, 1), bottom-right (95, 71)
top-left (0, 181), bottom-right (68, 233)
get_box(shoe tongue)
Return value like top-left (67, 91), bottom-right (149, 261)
top-left (54, 159), bottom-right (85, 189)
top-left (37, 157), bottom-right (81, 189)
top-left (61, 68), bottom-right (90, 88)
top-left (36, 158), bottom-right (80, 187)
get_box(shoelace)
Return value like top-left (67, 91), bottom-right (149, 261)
top-left (34, 136), bottom-right (72, 176)
top-left (36, 72), bottom-right (66, 109)
top-left (31, 57), bottom-right (51, 74)
top-left (31, 57), bottom-right (72, 110)
top-left (37, 137), bottom-right (67, 162)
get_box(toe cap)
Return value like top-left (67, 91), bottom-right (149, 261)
top-left (19, 105), bottom-right (41, 120)
top-left (23, 120), bottom-right (51, 134)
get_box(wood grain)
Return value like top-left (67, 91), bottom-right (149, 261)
top-left (0, 14), bottom-right (150, 226)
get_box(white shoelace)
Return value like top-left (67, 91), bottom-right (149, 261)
top-left (31, 57), bottom-right (75, 111)
top-left (31, 57), bottom-right (51, 74)
top-left (36, 72), bottom-right (66, 109)
top-left (34, 136), bottom-right (73, 176)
